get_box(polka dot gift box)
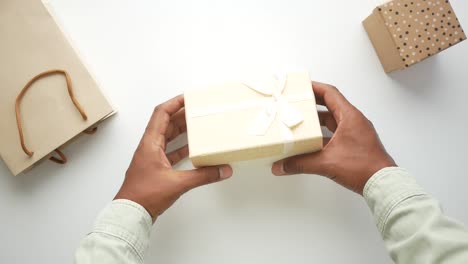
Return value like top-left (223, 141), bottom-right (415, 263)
top-left (363, 0), bottom-right (466, 73)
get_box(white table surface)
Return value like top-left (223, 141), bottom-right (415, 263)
top-left (1, 0), bottom-right (467, 263)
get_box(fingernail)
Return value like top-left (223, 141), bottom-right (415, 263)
top-left (271, 161), bottom-right (285, 176)
top-left (219, 165), bottom-right (233, 180)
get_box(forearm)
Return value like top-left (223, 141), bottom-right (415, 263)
top-left (74, 199), bottom-right (152, 264)
top-left (365, 167), bottom-right (468, 263)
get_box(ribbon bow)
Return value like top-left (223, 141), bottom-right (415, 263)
top-left (244, 75), bottom-right (304, 136)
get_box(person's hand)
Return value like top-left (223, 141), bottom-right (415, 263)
top-left (115, 95), bottom-right (233, 220)
top-left (271, 82), bottom-right (396, 195)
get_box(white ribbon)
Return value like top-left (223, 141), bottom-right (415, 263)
top-left (244, 75), bottom-right (304, 136)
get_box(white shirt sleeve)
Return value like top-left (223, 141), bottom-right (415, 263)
top-left (364, 167), bottom-right (468, 263)
top-left (76, 168), bottom-right (468, 264)
top-left (74, 199), bottom-right (152, 264)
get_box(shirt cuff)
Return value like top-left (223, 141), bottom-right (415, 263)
top-left (91, 199), bottom-right (153, 261)
top-left (363, 167), bottom-right (427, 234)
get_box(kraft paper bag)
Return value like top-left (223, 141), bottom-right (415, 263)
top-left (0, 0), bottom-right (116, 176)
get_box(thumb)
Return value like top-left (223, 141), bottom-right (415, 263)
top-left (177, 165), bottom-right (233, 190)
top-left (272, 152), bottom-right (326, 176)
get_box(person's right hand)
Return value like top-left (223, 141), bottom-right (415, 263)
top-left (115, 95), bottom-right (232, 221)
top-left (271, 82), bottom-right (396, 195)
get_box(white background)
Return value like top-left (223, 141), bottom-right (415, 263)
top-left (1, 0), bottom-right (467, 263)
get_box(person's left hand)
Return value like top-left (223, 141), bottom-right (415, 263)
top-left (114, 95), bottom-right (233, 221)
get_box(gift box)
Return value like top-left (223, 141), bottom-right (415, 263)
top-left (363, 0), bottom-right (466, 73)
top-left (184, 71), bottom-right (323, 167)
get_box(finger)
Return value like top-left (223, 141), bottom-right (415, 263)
top-left (157, 95), bottom-right (185, 116)
top-left (272, 152), bottom-right (326, 176)
top-left (145, 95), bottom-right (185, 150)
top-left (323, 137), bottom-right (331, 146)
top-left (315, 95), bottom-right (325, 106)
top-left (177, 165), bottom-right (233, 190)
top-left (148, 95), bottom-right (185, 134)
top-left (312, 81), bottom-right (326, 106)
top-left (166, 145), bottom-right (189, 166)
top-left (318, 111), bottom-right (338, 132)
top-left (166, 108), bottom-right (187, 142)
top-left (311, 81), bottom-right (353, 122)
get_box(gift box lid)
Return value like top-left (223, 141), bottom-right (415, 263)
top-left (377, 0), bottom-right (466, 68)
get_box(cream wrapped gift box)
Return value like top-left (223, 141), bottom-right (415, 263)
top-left (185, 71), bottom-right (323, 167)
